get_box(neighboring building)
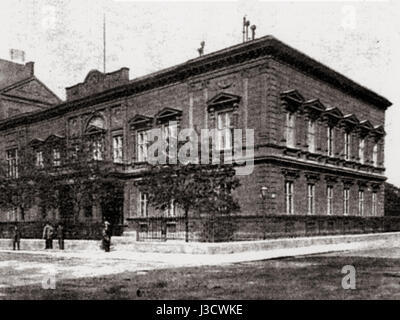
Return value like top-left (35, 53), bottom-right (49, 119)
top-left (384, 182), bottom-right (400, 216)
top-left (0, 36), bottom-right (392, 235)
top-left (0, 58), bottom-right (61, 120)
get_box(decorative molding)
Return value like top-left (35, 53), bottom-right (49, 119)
top-left (128, 114), bottom-right (154, 130)
top-left (207, 92), bottom-right (241, 112)
top-left (281, 168), bottom-right (300, 181)
top-left (305, 171), bottom-right (320, 183)
top-left (155, 107), bottom-right (183, 124)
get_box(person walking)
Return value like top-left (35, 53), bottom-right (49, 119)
top-left (56, 224), bottom-right (64, 250)
top-left (12, 225), bottom-right (21, 251)
top-left (42, 222), bottom-right (54, 249)
top-left (102, 221), bottom-right (111, 252)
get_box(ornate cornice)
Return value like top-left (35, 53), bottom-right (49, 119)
top-left (0, 35), bottom-right (392, 132)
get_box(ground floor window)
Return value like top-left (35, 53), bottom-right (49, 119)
top-left (358, 190), bottom-right (365, 216)
top-left (307, 184), bottom-right (315, 215)
top-left (164, 199), bottom-right (176, 217)
top-left (372, 192), bottom-right (377, 216)
top-left (327, 186), bottom-right (333, 215)
top-left (285, 181), bottom-right (294, 215)
top-left (343, 188), bottom-right (350, 216)
top-left (139, 192), bottom-right (148, 217)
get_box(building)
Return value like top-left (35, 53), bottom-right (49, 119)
top-left (0, 57), bottom-right (61, 119)
top-left (0, 35), bottom-right (392, 239)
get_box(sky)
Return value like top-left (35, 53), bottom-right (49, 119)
top-left (0, 0), bottom-right (399, 185)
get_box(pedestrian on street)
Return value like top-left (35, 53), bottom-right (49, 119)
top-left (12, 225), bottom-right (21, 251)
top-left (42, 222), bottom-right (54, 249)
top-left (57, 224), bottom-right (64, 250)
top-left (102, 221), bottom-right (111, 252)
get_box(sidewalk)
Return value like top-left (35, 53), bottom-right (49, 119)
top-left (2, 231), bottom-right (400, 266)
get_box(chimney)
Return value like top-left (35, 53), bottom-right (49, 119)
top-left (251, 25), bottom-right (256, 40)
top-left (26, 61), bottom-right (35, 76)
top-left (9, 49), bottom-right (25, 64)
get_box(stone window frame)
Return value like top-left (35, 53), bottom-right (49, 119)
top-left (129, 114), bottom-right (154, 164)
top-left (207, 92), bottom-right (241, 152)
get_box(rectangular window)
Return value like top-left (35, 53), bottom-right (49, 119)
top-left (327, 186), bottom-right (333, 215)
top-left (327, 126), bottom-right (334, 157)
top-left (137, 130), bottom-right (149, 162)
top-left (358, 190), bottom-right (364, 216)
top-left (307, 184), bottom-right (315, 215)
top-left (36, 150), bottom-right (44, 168)
top-left (373, 143), bottom-right (378, 167)
top-left (307, 120), bottom-right (316, 153)
top-left (6, 149), bottom-right (18, 178)
top-left (113, 135), bottom-right (123, 163)
top-left (285, 181), bottom-right (294, 215)
top-left (344, 132), bottom-right (351, 161)
top-left (359, 139), bottom-right (365, 164)
top-left (165, 199), bottom-right (176, 217)
top-left (286, 113), bottom-right (295, 148)
top-left (372, 192), bottom-right (377, 216)
top-left (53, 149), bottom-right (61, 167)
top-left (92, 139), bottom-right (103, 161)
top-left (343, 188), bottom-right (350, 216)
top-left (139, 192), bottom-right (148, 217)
top-left (217, 111), bottom-right (233, 150)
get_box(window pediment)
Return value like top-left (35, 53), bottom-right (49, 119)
top-left (281, 89), bottom-right (305, 105)
top-left (45, 134), bottom-right (65, 144)
top-left (302, 99), bottom-right (326, 113)
top-left (207, 92), bottom-right (241, 112)
top-left (342, 114), bottom-right (360, 127)
top-left (29, 138), bottom-right (44, 147)
top-left (323, 107), bottom-right (343, 120)
top-left (155, 107), bottom-right (182, 123)
top-left (129, 114), bottom-right (154, 129)
top-left (359, 120), bottom-right (374, 134)
top-left (373, 125), bottom-right (385, 137)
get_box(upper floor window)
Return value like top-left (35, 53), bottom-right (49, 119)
top-left (85, 115), bottom-right (106, 162)
top-left (36, 150), bottom-right (44, 168)
top-left (113, 135), bottom-right (123, 164)
top-left (216, 111), bottom-right (233, 151)
top-left (344, 132), bottom-right (351, 161)
top-left (343, 187), bottom-right (350, 216)
top-left (285, 181), bottom-right (294, 215)
top-left (139, 192), bottom-right (148, 217)
top-left (91, 140), bottom-right (103, 161)
top-left (162, 121), bottom-right (178, 146)
top-left (286, 113), bottom-right (295, 148)
top-left (358, 190), bottom-right (364, 216)
top-left (359, 138), bottom-right (365, 164)
top-left (164, 199), bottom-right (176, 217)
top-left (373, 143), bottom-right (378, 167)
top-left (327, 126), bottom-right (334, 157)
top-left (137, 130), bottom-right (149, 163)
top-left (6, 149), bottom-right (18, 178)
top-left (307, 120), bottom-right (316, 153)
top-left (327, 186), bottom-right (333, 215)
top-left (53, 148), bottom-right (61, 167)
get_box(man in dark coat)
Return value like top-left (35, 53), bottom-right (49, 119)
top-left (12, 225), bottom-right (21, 251)
top-left (42, 222), bottom-right (54, 249)
top-left (102, 221), bottom-right (111, 252)
top-left (56, 224), bottom-right (64, 250)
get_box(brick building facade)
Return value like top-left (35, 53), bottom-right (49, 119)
top-left (0, 36), bottom-right (392, 237)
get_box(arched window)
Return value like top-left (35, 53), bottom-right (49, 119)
top-left (85, 115), bottom-right (106, 161)
top-left (86, 116), bottom-right (106, 133)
